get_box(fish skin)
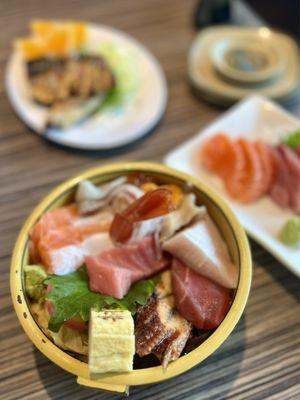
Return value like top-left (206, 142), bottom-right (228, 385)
top-left (135, 271), bottom-right (191, 367)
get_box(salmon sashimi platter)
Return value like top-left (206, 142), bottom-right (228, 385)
top-left (200, 131), bottom-right (300, 249)
top-left (201, 132), bottom-right (300, 213)
top-left (24, 174), bottom-right (238, 374)
top-left (165, 96), bottom-right (300, 275)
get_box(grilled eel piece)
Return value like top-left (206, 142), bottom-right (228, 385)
top-left (135, 271), bottom-right (192, 368)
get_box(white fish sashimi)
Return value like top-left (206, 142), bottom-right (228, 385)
top-left (160, 193), bottom-right (206, 241)
top-left (49, 245), bottom-right (85, 275)
top-left (49, 232), bottom-right (114, 275)
top-left (163, 215), bottom-right (238, 289)
top-left (82, 232), bottom-right (114, 256)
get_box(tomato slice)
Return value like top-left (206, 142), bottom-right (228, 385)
top-left (45, 285), bottom-right (86, 331)
top-left (110, 188), bottom-right (175, 243)
top-left (64, 317), bottom-right (87, 331)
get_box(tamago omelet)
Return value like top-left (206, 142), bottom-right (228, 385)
top-left (88, 309), bottom-right (135, 374)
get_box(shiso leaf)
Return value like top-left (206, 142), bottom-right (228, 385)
top-left (45, 266), bottom-right (159, 332)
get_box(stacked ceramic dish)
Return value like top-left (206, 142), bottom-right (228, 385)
top-left (188, 26), bottom-right (300, 106)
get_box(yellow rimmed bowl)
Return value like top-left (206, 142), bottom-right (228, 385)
top-left (10, 162), bottom-right (252, 394)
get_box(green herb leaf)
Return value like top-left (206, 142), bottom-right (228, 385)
top-left (44, 266), bottom-right (159, 332)
top-left (281, 130), bottom-right (300, 149)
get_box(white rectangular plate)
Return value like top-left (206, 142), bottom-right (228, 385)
top-left (165, 95), bottom-right (300, 277)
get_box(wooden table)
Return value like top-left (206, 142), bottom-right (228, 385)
top-left (0, 1), bottom-right (299, 399)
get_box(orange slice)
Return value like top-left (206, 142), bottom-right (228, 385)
top-left (30, 20), bottom-right (57, 37)
top-left (15, 37), bottom-right (46, 60)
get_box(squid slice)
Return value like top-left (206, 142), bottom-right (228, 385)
top-left (75, 177), bottom-right (143, 215)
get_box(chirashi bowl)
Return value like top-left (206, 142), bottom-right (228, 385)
top-left (10, 162), bottom-right (252, 393)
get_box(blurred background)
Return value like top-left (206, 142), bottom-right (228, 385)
top-left (0, 1), bottom-right (299, 399)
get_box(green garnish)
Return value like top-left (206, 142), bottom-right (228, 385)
top-left (281, 130), bottom-right (300, 149)
top-left (279, 217), bottom-right (300, 248)
top-left (96, 42), bottom-right (138, 111)
top-left (24, 265), bottom-right (47, 301)
top-left (45, 266), bottom-right (159, 332)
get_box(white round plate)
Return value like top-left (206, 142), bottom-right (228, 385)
top-left (6, 24), bottom-right (167, 150)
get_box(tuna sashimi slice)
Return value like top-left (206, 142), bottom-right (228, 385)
top-left (86, 260), bottom-right (137, 300)
top-left (279, 145), bottom-right (300, 214)
top-left (163, 215), bottom-right (238, 288)
top-left (268, 147), bottom-right (291, 209)
top-left (172, 259), bottom-right (231, 329)
top-left (86, 235), bottom-right (169, 299)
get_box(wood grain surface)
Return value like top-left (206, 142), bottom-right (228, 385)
top-left (0, 1), bottom-right (299, 399)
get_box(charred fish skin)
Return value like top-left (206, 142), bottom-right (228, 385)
top-left (27, 55), bottom-right (115, 107)
top-left (135, 271), bottom-right (192, 367)
top-left (135, 295), bottom-right (168, 357)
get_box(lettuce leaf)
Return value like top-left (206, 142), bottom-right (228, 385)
top-left (44, 266), bottom-right (158, 332)
top-left (80, 41), bottom-right (138, 113)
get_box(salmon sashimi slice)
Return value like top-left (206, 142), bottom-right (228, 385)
top-left (226, 139), bottom-right (264, 203)
top-left (201, 133), bottom-right (244, 179)
top-left (29, 205), bottom-right (78, 263)
top-left (29, 205), bottom-right (113, 274)
top-left (172, 259), bottom-right (231, 330)
top-left (30, 205), bottom-right (77, 250)
top-left (86, 235), bottom-right (169, 299)
top-left (253, 141), bottom-right (275, 194)
top-left (37, 226), bottom-right (81, 269)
